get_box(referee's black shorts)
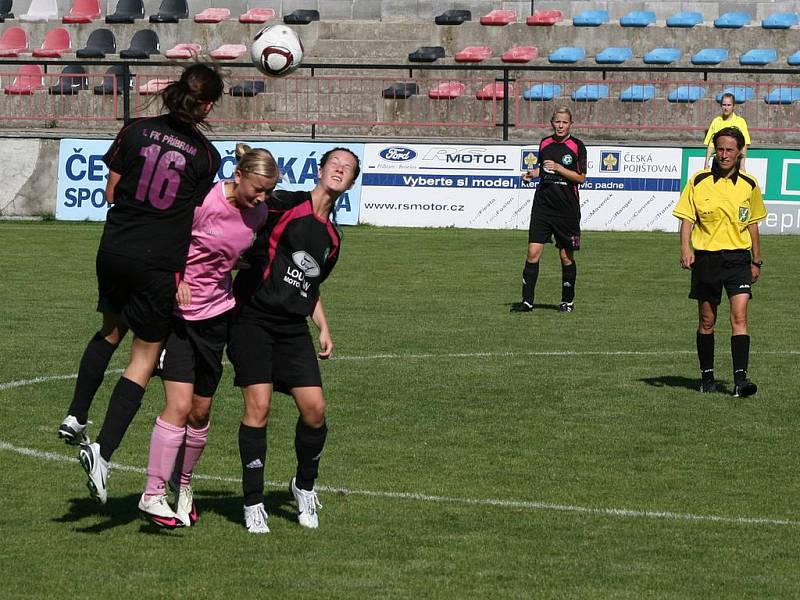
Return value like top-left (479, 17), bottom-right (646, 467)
top-left (528, 211), bottom-right (581, 251)
top-left (690, 249), bottom-right (752, 305)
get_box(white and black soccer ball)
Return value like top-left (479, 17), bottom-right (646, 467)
top-left (251, 24), bottom-right (303, 77)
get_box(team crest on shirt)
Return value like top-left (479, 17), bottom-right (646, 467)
top-left (562, 155), bottom-right (573, 166)
top-left (739, 207), bottom-right (750, 222)
top-left (292, 251), bottom-right (321, 277)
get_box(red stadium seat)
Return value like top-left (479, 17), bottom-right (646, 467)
top-left (0, 27), bottom-right (29, 57)
top-left (32, 26), bottom-right (73, 57)
top-left (501, 46), bottom-right (538, 63)
top-left (480, 9), bottom-right (516, 26)
top-left (428, 81), bottom-right (466, 99)
top-left (476, 82), bottom-right (514, 100)
top-left (63, 0), bottom-right (101, 23)
top-left (527, 10), bottom-right (562, 26)
top-left (454, 46), bottom-right (492, 63)
top-left (194, 8), bottom-right (229, 23)
top-left (165, 42), bottom-right (202, 59)
top-left (209, 44), bottom-right (247, 60)
top-left (4, 65), bottom-right (45, 95)
top-left (239, 7), bottom-right (275, 24)
top-left (138, 78), bottom-right (174, 95)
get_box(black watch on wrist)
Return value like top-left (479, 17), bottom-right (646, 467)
top-left (752, 260), bottom-right (763, 268)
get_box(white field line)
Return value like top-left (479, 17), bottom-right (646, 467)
top-left (1, 440), bottom-right (796, 528)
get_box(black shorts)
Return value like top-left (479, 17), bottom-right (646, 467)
top-left (156, 311), bottom-right (231, 398)
top-left (96, 250), bottom-right (176, 343)
top-left (226, 317), bottom-right (322, 393)
top-left (690, 250), bottom-right (752, 305)
top-left (528, 211), bottom-right (581, 251)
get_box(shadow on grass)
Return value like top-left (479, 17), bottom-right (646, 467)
top-left (504, 302), bottom-right (562, 312)
top-left (197, 489), bottom-right (296, 526)
top-left (55, 493), bottom-right (173, 534)
top-left (640, 375), bottom-right (731, 395)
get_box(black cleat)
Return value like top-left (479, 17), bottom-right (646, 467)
top-left (733, 380), bottom-right (757, 398)
top-left (510, 301), bottom-right (533, 313)
top-left (559, 302), bottom-right (574, 313)
top-left (700, 379), bottom-right (718, 393)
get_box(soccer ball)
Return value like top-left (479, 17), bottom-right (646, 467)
top-left (251, 24), bottom-right (303, 77)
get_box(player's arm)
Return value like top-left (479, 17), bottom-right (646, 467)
top-left (544, 161), bottom-right (586, 184)
top-left (312, 296), bottom-right (333, 359)
top-left (705, 144), bottom-right (715, 169)
top-left (679, 218), bottom-right (695, 269)
top-left (105, 169), bottom-right (121, 205)
top-left (748, 222), bottom-right (762, 283)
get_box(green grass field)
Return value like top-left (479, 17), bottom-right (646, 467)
top-left (1, 221), bottom-right (799, 598)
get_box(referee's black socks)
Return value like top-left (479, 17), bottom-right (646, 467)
top-left (731, 334), bottom-right (750, 384)
top-left (295, 418), bottom-right (327, 491)
top-left (696, 331), bottom-right (715, 381)
top-left (522, 261), bottom-right (539, 305)
top-left (239, 423), bottom-right (267, 506)
top-left (561, 261), bottom-right (577, 303)
top-left (68, 332), bottom-right (119, 424)
top-left (96, 376), bottom-right (144, 462)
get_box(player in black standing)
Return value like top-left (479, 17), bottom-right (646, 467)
top-left (62, 63), bottom-right (224, 504)
top-left (511, 106), bottom-right (587, 313)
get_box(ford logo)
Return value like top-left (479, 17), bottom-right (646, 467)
top-left (379, 147), bottom-right (417, 162)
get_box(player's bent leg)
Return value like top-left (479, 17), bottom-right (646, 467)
top-left (696, 301), bottom-right (719, 392)
top-left (290, 387), bottom-right (326, 529)
top-left (512, 243), bottom-right (544, 312)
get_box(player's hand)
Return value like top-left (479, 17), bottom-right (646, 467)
top-left (679, 251), bottom-right (694, 270)
top-left (176, 280), bottom-right (191, 305)
top-left (542, 160), bottom-right (558, 173)
top-left (318, 329), bottom-right (333, 359)
top-left (522, 168), bottom-right (538, 182)
top-left (750, 264), bottom-right (760, 283)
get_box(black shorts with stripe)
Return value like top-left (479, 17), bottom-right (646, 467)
top-left (690, 249), bottom-right (752, 305)
top-left (528, 211), bottom-right (581, 250)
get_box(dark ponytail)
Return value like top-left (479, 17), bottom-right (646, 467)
top-left (160, 63), bottom-right (224, 128)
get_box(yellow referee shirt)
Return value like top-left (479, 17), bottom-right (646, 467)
top-left (673, 166), bottom-right (766, 251)
top-left (703, 113), bottom-right (751, 147)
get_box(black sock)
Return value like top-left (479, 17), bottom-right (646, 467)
top-left (295, 418), bottom-right (327, 491)
top-left (68, 333), bottom-right (118, 423)
top-left (561, 261), bottom-right (577, 303)
top-left (239, 423), bottom-right (267, 506)
top-left (696, 332), bottom-right (715, 380)
top-left (731, 334), bottom-right (750, 384)
top-left (521, 261), bottom-right (539, 305)
top-left (95, 376), bottom-right (144, 462)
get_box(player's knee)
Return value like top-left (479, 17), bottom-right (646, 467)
top-left (301, 403), bottom-right (325, 428)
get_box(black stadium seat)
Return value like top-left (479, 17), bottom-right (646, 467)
top-left (119, 29), bottom-right (159, 58)
top-left (0, 0), bottom-right (14, 21)
top-left (106, 0), bottom-right (144, 24)
top-left (382, 82), bottom-right (418, 99)
top-left (76, 28), bottom-right (116, 58)
top-left (408, 46), bottom-right (445, 62)
top-left (94, 64), bottom-right (131, 95)
top-left (230, 80), bottom-right (266, 97)
top-left (49, 65), bottom-right (88, 95)
top-left (149, 0), bottom-right (188, 23)
top-left (284, 9), bottom-right (319, 24)
top-left (435, 9), bottom-right (471, 25)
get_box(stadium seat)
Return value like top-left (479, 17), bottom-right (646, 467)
top-left (20, 0), bottom-right (57, 21)
top-left (165, 42), bottom-right (202, 59)
top-left (666, 12), bottom-right (702, 28)
top-left (573, 10), bottom-right (608, 26)
top-left (75, 27), bottom-right (115, 58)
top-left (668, 86), bottom-right (706, 103)
top-left (93, 64), bottom-right (130, 95)
top-left (643, 48), bottom-right (681, 65)
top-left (548, 47), bottom-right (586, 63)
top-left (194, 8), bottom-right (229, 23)
top-left (435, 9), bottom-right (470, 25)
top-left (595, 47), bottom-right (632, 64)
top-left (0, 26), bottom-right (28, 56)
top-left (788, 50), bottom-right (800, 66)
top-left (209, 43), bottom-right (247, 60)
top-left (761, 12), bottom-right (798, 29)
top-left (571, 84), bottom-right (609, 102)
top-left (764, 87), bottom-right (800, 105)
top-left (476, 82), bottom-right (514, 100)
top-left (714, 12), bottom-right (751, 28)
top-left (230, 80), bottom-right (266, 97)
top-left (480, 9), bottom-right (516, 26)
top-left (619, 85), bottom-right (655, 102)
top-left (284, 9), bottom-right (319, 24)
top-left (501, 46), bottom-right (538, 63)
top-left (149, 0), bottom-right (187, 23)
top-left (454, 46), bottom-right (491, 63)
top-left (428, 81), bottom-right (465, 99)
top-left (49, 64), bottom-right (88, 95)
top-left (691, 48), bottom-right (728, 65)
top-left (522, 83), bottom-right (561, 101)
top-left (106, 0), bottom-right (144, 24)
top-left (527, 10), bottom-right (562, 26)
top-left (63, 0), bottom-right (100, 23)
top-left (409, 46), bottom-right (444, 62)
top-left (32, 26), bottom-right (72, 57)
top-left (239, 8), bottom-right (275, 24)
top-left (715, 86), bottom-right (755, 103)
top-left (620, 11), bottom-right (655, 27)
top-left (4, 65), bottom-right (45, 94)
top-left (0, 0), bottom-right (14, 20)
top-left (138, 78), bottom-right (174, 95)
top-left (119, 29), bottom-right (159, 58)
top-left (382, 82), bottom-right (418, 99)
top-left (740, 49), bottom-right (777, 66)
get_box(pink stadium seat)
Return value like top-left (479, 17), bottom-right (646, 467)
top-left (476, 82), bottom-right (514, 100)
top-left (165, 42), bottom-right (202, 59)
top-left (209, 44), bottom-right (247, 60)
top-left (63, 0), bottom-right (101, 23)
top-left (428, 81), bottom-right (466, 99)
top-left (194, 8), bottom-right (230, 23)
top-left (4, 65), bottom-right (45, 95)
top-left (32, 26), bottom-right (73, 57)
top-left (239, 7), bottom-right (275, 24)
top-left (138, 78), bottom-right (174, 95)
top-left (501, 46), bottom-right (538, 63)
top-left (0, 27), bottom-right (29, 57)
top-left (454, 46), bottom-right (492, 63)
top-left (480, 9), bottom-right (516, 26)
top-left (527, 10), bottom-right (563, 26)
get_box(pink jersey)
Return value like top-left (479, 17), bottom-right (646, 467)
top-left (178, 180), bottom-right (267, 320)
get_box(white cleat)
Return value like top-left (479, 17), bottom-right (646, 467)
top-left (58, 415), bottom-right (89, 446)
top-left (244, 503), bottom-right (270, 533)
top-left (138, 493), bottom-right (184, 529)
top-left (290, 477), bottom-right (321, 529)
top-left (78, 442), bottom-right (108, 504)
top-left (175, 485), bottom-right (198, 527)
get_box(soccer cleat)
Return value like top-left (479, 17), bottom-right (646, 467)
top-left (78, 442), bottom-right (109, 505)
top-left (700, 379), bottom-right (718, 393)
top-left (244, 503), bottom-right (270, 534)
top-left (175, 484), bottom-right (199, 527)
top-left (58, 415), bottom-right (89, 446)
top-left (559, 302), bottom-right (574, 313)
top-left (138, 493), bottom-right (184, 529)
top-left (733, 380), bottom-right (757, 398)
top-left (290, 477), bottom-right (321, 529)
top-left (510, 301), bottom-right (534, 313)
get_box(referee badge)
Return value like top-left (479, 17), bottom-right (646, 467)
top-left (562, 155), bottom-right (573, 166)
top-left (738, 206), bottom-right (749, 222)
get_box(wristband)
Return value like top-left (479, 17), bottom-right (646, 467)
top-left (751, 260), bottom-right (763, 268)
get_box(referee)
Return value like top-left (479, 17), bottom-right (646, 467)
top-left (673, 126), bottom-right (765, 397)
top-left (704, 93), bottom-right (750, 171)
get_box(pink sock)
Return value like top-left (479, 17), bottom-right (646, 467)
top-left (144, 417), bottom-right (186, 497)
top-left (179, 422), bottom-right (209, 486)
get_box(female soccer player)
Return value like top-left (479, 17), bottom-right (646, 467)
top-left (62, 63), bottom-right (224, 505)
top-left (227, 147), bottom-right (360, 533)
top-left (138, 144), bottom-right (281, 528)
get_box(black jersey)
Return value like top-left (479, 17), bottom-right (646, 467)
top-left (533, 134), bottom-right (587, 220)
top-left (234, 190), bottom-right (341, 324)
top-left (99, 115), bottom-right (221, 271)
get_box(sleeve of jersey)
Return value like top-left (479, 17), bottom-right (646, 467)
top-left (103, 127), bottom-right (130, 174)
top-left (577, 142), bottom-right (587, 174)
top-left (748, 184), bottom-right (767, 223)
top-left (703, 121), bottom-right (715, 147)
top-left (739, 118), bottom-right (752, 145)
top-left (672, 180), bottom-right (697, 222)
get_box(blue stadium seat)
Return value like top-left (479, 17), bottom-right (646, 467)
top-left (619, 85), bottom-right (655, 102)
top-left (643, 48), bottom-right (681, 64)
top-left (522, 83), bottom-right (561, 101)
top-left (595, 47), bottom-right (632, 64)
top-left (548, 47), bottom-right (586, 63)
top-left (668, 86), bottom-right (706, 103)
top-left (761, 12), bottom-right (798, 29)
top-left (715, 86), bottom-right (755, 103)
top-left (764, 87), bottom-right (800, 105)
top-left (739, 49), bottom-right (776, 66)
top-left (620, 11), bottom-right (655, 27)
top-left (788, 50), bottom-right (800, 66)
top-left (692, 48), bottom-right (728, 65)
top-left (666, 12), bottom-right (702, 28)
top-left (714, 12), bottom-right (751, 28)
top-left (571, 84), bottom-right (609, 102)
top-left (573, 10), bottom-right (608, 26)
